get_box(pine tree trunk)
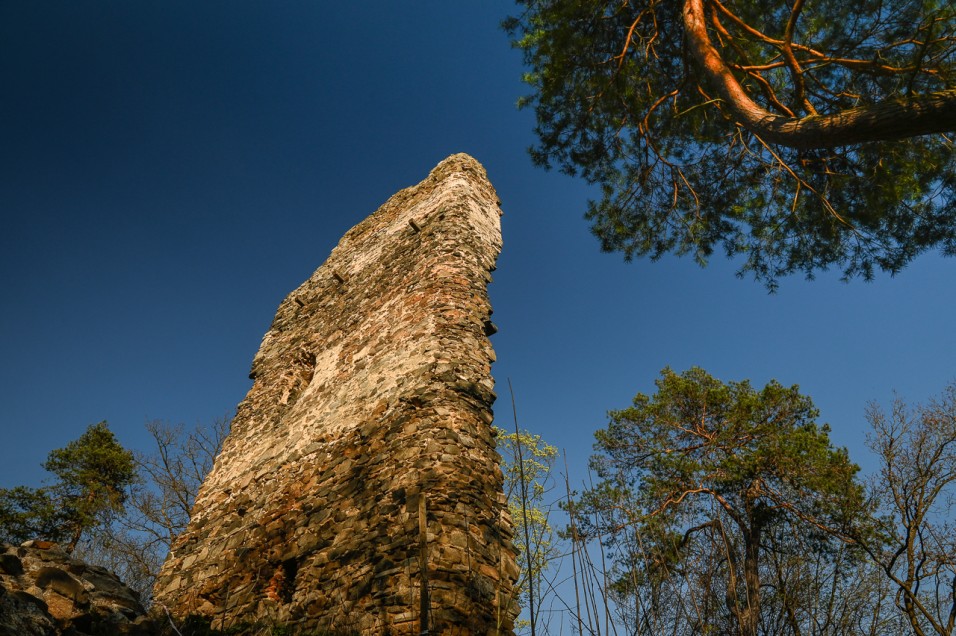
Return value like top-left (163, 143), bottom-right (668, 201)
top-left (741, 524), bottom-right (762, 636)
top-left (683, 0), bottom-right (956, 149)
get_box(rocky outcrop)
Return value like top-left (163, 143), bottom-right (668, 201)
top-left (0, 541), bottom-right (149, 636)
top-left (153, 154), bottom-right (517, 634)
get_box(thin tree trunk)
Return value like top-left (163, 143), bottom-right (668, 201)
top-left (66, 524), bottom-right (83, 555)
top-left (508, 379), bottom-right (536, 636)
top-left (563, 450), bottom-right (586, 636)
top-left (742, 524), bottom-right (762, 636)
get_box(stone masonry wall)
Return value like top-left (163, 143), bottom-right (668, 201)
top-left (152, 154), bottom-right (517, 635)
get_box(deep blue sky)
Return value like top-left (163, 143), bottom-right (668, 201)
top-left (1, 2), bottom-right (953, 499)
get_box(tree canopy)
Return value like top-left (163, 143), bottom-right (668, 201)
top-left (578, 367), bottom-right (866, 635)
top-left (505, 0), bottom-right (955, 287)
top-left (0, 421), bottom-right (136, 553)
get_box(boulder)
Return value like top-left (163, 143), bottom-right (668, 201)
top-left (0, 541), bottom-right (152, 636)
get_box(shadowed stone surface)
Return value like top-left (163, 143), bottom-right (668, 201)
top-left (153, 154), bottom-right (517, 634)
top-left (0, 541), bottom-right (149, 636)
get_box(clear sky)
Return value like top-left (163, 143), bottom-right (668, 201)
top-left (1, 1), bottom-right (953, 506)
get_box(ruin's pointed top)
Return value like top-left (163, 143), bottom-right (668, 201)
top-left (414, 153), bottom-right (500, 215)
top-left (427, 152), bottom-right (490, 181)
top-left (435, 151), bottom-right (482, 167)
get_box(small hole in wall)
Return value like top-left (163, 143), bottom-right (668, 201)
top-left (280, 558), bottom-right (298, 603)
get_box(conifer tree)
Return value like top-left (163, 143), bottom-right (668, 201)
top-left (0, 421), bottom-right (136, 553)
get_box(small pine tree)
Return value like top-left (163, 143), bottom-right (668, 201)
top-left (0, 421), bottom-right (136, 553)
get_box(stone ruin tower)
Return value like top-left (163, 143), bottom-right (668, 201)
top-left (153, 154), bottom-right (518, 634)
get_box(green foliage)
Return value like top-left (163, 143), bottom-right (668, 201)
top-left (505, 0), bottom-right (955, 287)
top-left (0, 485), bottom-right (64, 544)
top-left (495, 426), bottom-right (559, 623)
top-left (587, 367), bottom-right (863, 525)
top-left (0, 421), bottom-right (136, 552)
top-left (579, 367), bottom-right (867, 635)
